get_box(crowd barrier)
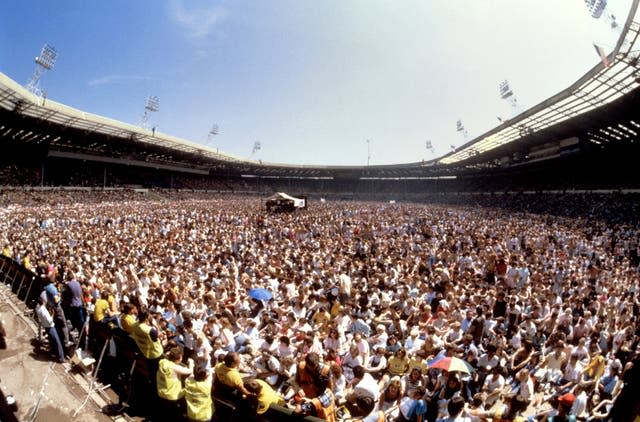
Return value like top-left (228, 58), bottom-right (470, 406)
top-left (0, 255), bottom-right (40, 312)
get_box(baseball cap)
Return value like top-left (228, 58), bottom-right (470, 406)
top-left (558, 392), bottom-right (576, 406)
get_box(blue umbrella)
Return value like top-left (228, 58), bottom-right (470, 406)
top-left (248, 288), bottom-right (273, 301)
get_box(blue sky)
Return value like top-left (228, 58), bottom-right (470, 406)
top-left (0, 0), bottom-right (627, 165)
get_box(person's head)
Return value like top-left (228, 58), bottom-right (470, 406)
top-left (353, 365), bottom-right (365, 380)
top-left (167, 347), bottom-right (183, 363)
top-left (305, 352), bottom-right (321, 371)
top-left (447, 395), bottom-right (465, 417)
top-left (516, 368), bottom-right (529, 382)
top-left (472, 392), bottom-right (485, 408)
top-left (243, 379), bottom-right (263, 395)
top-left (279, 335), bottom-right (290, 346)
top-left (330, 363), bottom-right (343, 378)
top-left (224, 352), bottom-right (240, 367)
top-left (486, 344), bottom-right (496, 355)
top-left (387, 377), bottom-right (401, 393)
top-left (193, 364), bottom-right (208, 382)
top-left (412, 387), bottom-right (426, 399)
top-left (123, 302), bottom-right (136, 315)
top-left (557, 392), bottom-right (576, 414)
top-left (138, 310), bottom-right (150, 323)
top-left (355, 396), bottom-right (375, 415)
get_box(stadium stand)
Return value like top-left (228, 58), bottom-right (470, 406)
top-left (1, 3), bottom-right (640, 422)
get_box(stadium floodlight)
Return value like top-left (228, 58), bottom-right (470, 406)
top-left (584, 0), bottom-right (618, 30)
top-left (140, 95), bottom-right (160, 129)
top-left (25, 43), bottom-right (58, 97)
top-left (249, 141), bottom-right (261, 158)
top-left (456, 119), bottom-right (468, 143)
top-left (207, 124), bottom-right (219, 143)
top-left (426, 140), bottom-right (435, 154)
top-left (366, 139), bottom-right (371, 166)
top-left (145, 95), bottom-right (160, 112)
top-left (584, 0), bottom-right (608, 19)
top-left (499, 80), bottom-right (513, 99)
top-left (499, 80), bottom-right (518, 113)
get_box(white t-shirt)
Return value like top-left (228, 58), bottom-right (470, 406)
top-left (353, 373), bottom-right (380, 401)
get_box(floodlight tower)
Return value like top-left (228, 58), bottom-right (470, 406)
top-left (425, 140), bottom-right (435, 154)
top-left (250, 141), bottom-right (261, 158)
top-left (499, 80), bottom-right (518, 115)
top-left (584, 0), bottom-right (618, 29)
top-left (456, 119), bottom-right (468, 145)
top-left (140, 95), bottom-right (159, 129)
top-left (366, 139), bottom-right (371, 166)
top-left (207, 124), bottom-right (219, 143)
top-left (25, 44), bottom-right (58, 98)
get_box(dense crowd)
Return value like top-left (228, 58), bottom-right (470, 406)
top-left (1, 190), bottom-right (639, 421)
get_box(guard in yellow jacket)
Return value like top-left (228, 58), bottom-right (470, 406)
top-left (185, 365), bottom-right (214, 422)
top-left (157, 347), bottom-right (193, 420)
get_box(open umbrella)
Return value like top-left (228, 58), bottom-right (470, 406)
top-left (427, 356), bottom-right (474, 374)
top-left (248, 288), bottom-right (273, 301)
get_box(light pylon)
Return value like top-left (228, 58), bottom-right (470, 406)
top-left (25, 44), bottom-right (58, 98)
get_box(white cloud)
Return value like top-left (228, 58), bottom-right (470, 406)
top-left (88, 75), bottom-right (156, 87)
top-left (168, 0), bottom-right (228, 40)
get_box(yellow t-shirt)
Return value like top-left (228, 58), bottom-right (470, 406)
top-left (121, 313), bottom-right (136, 333)
top-left (94, 298), bottom-right (109, 322)
top-left (330, 301), bottom-right (343, 318)
top-left (255, 379), bottom-right (285, 414)
top-left (214, 362), bottom-right (243, 390)
top-left (157, 359), bottom-right (185, 401)
top-left (2, 246), bottom-right (12, 258)
top-left (388, 356), bottom-right (409, 376)
top-left (584, 355), bottom-right (605, 379)
top-left (312, 310), bottom-right (330, 327)
top-left (408, 358), bottom-right (428, 374)
top-left (185, 375), bottom-right (213, 421)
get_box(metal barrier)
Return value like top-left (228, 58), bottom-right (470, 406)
top-left (0, 255), bottom-right (40, 311)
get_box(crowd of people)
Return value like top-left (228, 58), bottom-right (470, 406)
top-left (1, 189), bottom-right (639, 421)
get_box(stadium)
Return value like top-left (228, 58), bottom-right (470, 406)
top-left (1, 1), bottom-right (640, 422)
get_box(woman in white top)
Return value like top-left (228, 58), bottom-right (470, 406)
top-left (342, 344), bottom-right (364, 382)
top-left (323, 328), bottom-right (343, 354)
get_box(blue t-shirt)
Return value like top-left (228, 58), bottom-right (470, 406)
top-left (402, 398), bottom-right (426, 420)
top-left (45, 284), bottom-right (60, 306)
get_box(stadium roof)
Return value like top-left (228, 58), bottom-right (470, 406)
top-left (439, 0), bottom-right (640, 165)
top-left (1, 0), bottom-right (640, 179)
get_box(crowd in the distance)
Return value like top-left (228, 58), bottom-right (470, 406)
top-left (1, 189), bottom-right (638, 422)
